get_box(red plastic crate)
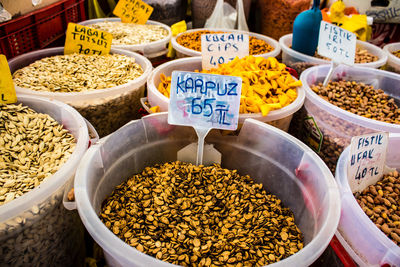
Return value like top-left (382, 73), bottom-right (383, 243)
top-left (0, 0), bottom-right (86, 59)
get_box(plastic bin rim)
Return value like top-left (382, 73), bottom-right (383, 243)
top-left (171, 27), bottom-right (281, 58)
top-left (335, 137), bottom-right (400, 263)
top-left (147, 56), bottom-right (305, 121)
top-left (383, 42), bottom-right (400, 64)
top-left (74, 114), bottom-right (341, 267)
top-left (9, 47), bottom-right (152, 99)
top-left (0, 94), bottom-right (89, 222)
top-left (300, 64), bottom-right (400, 132)
top-left (77, 18), bottom-right (172, 51)
top-left (279, 34), bottom-right (388, 68)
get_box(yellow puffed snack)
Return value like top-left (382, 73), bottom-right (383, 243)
top-left (157, 56), bottom-right (301, 116)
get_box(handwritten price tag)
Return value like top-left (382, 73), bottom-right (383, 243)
top-left (347, 132), bottom-right (389, 193)
top-left (64, 23), bottom-right (112, 55)
top-left (201, 33), bottom-right (249, 70)
top-left (318, 21), bottom-right (356, 65)
top-left (113, 0), bottom-right (153, 24)
top-left (168, 71), bottom-right (242, 131)
top-left (0, 54), bottom-right (17, 104)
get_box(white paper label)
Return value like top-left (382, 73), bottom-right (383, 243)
top-left (168, 71), bottom-right (242, 131)
top-left (317, 21), bottom-right (356, 65)
top-left (347, 132), bottom-right (389, 193)
top-left (201, 33), bottom-right (249, 70)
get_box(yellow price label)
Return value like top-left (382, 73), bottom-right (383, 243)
top-left (0, 54), bottom-right (17, 104)
top-left (113, 0), bottom-right (153, 24)
top-left (64, 23), bottom-right (112, 55)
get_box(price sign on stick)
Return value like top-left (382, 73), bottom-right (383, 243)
top-left (201, 33), bottom-right (249, 70)
top-left (113, 0), bottom-right (153, 24)
top-left (347, 132), bottom-right (389, 193)
top-left (64, 23), bottom-right (112, 55)
top-left (0, 55), bottom-right (17, 104)
top-left (168, 71), bottom-right (242, 165)
top-left (317, 21), bottom-right (357, 86)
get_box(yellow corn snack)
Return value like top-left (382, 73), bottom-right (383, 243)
top-left (157, 56), bottom-right (301, 116)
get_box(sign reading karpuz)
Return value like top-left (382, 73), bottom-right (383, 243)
top-left (168, 71), bottom-right (242, 131)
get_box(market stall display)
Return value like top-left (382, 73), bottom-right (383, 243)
top-left (79, 18), bottom-right (171, 62)
top-left (8, 47), bottom-right (152, 137)
top-left (74, 113), bottom-right (341, 267)
top-left (0, 95), bottom-right (90, 266)
top-left (147, 56), bottom-right (305, 132)
top-left (295, 65), bottom-right (400, 174)
top-left (383, 42), bottom-right (400, 74)
top-left (335, 133), bottom-right (400, 266)
top-left (171, 28), bottom-right (280, 59)
top-left (280, 34), bottom-right (387, 75)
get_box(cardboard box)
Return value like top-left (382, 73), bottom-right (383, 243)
top-left (1, 0), bottom-right (61, 18)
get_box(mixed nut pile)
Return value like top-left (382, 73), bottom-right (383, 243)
top-left (88, 21), bottom-right (169, 45)
top-left (303, 80), bottom-right (400, 173)
top-left (393, 49), bottom-right (400, 58)
top-left (176, 30), bottom-right (274, 55)
top-left (100, 161), bottom-right (304, 266)
top-left (13, 54), bottom-right (143, 92)
top-left (355, 171), bottom-right (400, 245)
top-left (314, 47), bottom-right (379, 63)
top-left (0, 103), bottom-right (75, 205)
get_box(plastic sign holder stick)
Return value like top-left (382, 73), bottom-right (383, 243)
top-left (168, 71), bottom-right (242, 165)
top-left (317, 21), bottom-right (356, 86)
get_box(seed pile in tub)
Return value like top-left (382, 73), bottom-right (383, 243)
top-left (100, 161), bottom-right (304, 266)
top-left (311, 80), bottom-right (400, 125)
top-left (88, 21), bottom-right (169, 45)
top-left (355, 170), bottom-right (400, 245)
top-left (0, 103), bottom-right (76, 205)
top-left (12, 53), bottom-right (143, 92)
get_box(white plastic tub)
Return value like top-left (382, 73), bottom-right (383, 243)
top-left (147, 57), bottom-right (305, 132)
top-left (383, 42), bottom-right (400, 74)
top-left (297, 64), bottom-right (400, 173)
top-left (171, 28), bottom-right (281, 59)
top-left (280, 34), bottom-right (388, 75)
top-left (335, 133), bottom-right (400, 267)
top-left (74, 112), bottom-right (341, 267)
top-left (8, 47), bottom-right (152, 137)
top-left (0, 95), bottom-right (90, 266)
top-left (79, 18), bottom-right (172, 60)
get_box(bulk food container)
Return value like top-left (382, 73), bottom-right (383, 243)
top-left (335, 133), bottom-right (400, 267)
top-left (74, 112), bottom-right (341, 267)
top-left (279, 34), bottom-right (387, 75)
top-left (147, 57), bottom-right (305, 132)
top-left (0, 95), bottom-right (91, 266)
top-left (171, 28), bottom-right (281, 59)
top-left (295, 65), bottom-right (400, 173)
top-left (8, 47), bottom-right (152, 137)
top-left (383, 42), bottom-right (400, 74)
top-left (79, 18), bottom-right (172, 62)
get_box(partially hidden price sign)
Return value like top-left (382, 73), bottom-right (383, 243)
top-left (168, 71), bottom-right (242, 131)
top-left (317, 21), bottom-right (357, 65)
top-left (113, 0), bottom-right (153, 24)
top-left (0, 54), bottom-right (17, 104)
top-left (347, 132), bottom-right (389, 193)
top-left (64, 23), bottom-right (112, 55)
top-left (201, 33), bottom-right (249, 70)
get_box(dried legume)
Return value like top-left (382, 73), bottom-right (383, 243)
top-left (393, 50), bottom-right (400, 58)
top-left (89, 21), bottom-right (169, 45)
top-left (311, 81), bottom-right (400, 125)
top-left (100, 161), bottom-right (304, 266)
top-left (158, 56), bottom-right (300, 116)
top-left (0, 103), bottom-right (76, 205)
top-left (355, 170), bottom-right (400, 245)
top-left (176, 30), bottom-right (274, 55)
top-left (13, 54), bottom-right (143, 92)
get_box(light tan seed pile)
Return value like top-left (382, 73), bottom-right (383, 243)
top-left (0, 103), bottom-right (76, 205)
top-left (13, 54), bottom-right (143, 92)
